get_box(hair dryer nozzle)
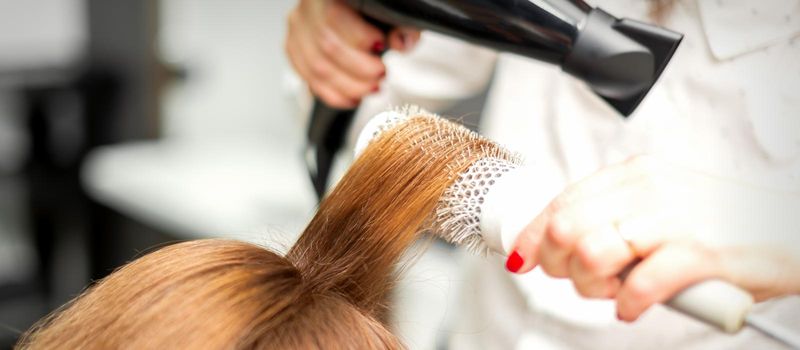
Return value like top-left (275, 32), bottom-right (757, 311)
top-left (563, 8), bottom-right (683, 116)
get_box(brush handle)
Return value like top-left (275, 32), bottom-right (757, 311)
top-left (480, 166), bottom-right (754, 333)
top-left (666, 279), bottom-right (752, 332)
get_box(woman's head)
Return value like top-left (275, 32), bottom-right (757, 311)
top-left (18, 240), bottom-right (399, 349)
top-left (18, 111), bottom-right (512, 349)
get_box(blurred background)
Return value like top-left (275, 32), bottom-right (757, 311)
top-left (0, 0), bottom-right (323, 346)
top-left (0, 0), bottom-right (474, 348)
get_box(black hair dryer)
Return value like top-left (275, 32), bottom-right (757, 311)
top-left (306, 0), bottom-right (683, 198)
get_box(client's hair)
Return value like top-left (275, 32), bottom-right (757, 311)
top-left (17, 112), bottom-right (508, 349)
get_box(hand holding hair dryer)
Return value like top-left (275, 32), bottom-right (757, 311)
top-left (306, 0), bottom-right (683, 198)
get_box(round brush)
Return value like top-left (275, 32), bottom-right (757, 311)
top-left (354, 106), bottom-right (800, 348)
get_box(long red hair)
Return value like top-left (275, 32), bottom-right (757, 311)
top-left (17, 113), bottom-right (513, 349)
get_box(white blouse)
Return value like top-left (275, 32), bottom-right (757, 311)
top-left (473, 1), bottom-right (800, 348)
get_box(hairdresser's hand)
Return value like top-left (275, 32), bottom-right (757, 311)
top-left (285, 0), bottom-right (420, 108)
top-left (507, 155), bottom-right (800, 322)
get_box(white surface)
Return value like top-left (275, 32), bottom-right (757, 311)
top-left (698, 0), bottom-right (800, 60)
top-left (158, 0), bottom-right (297, 141)
top-left (393, 242), bottom-right (462, 350)
top-left (82, 0), bottom-right (311, 246)
top-left (0, 0), bottom-right (86, 70)
top-left (82, 136), bottom-right (315, 247)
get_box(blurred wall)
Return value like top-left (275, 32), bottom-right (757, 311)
top-left (0, 0), bottom-right (86, 172)
top-left (0, 0), bottom-right (86, 71)
top-left (159, 0), bottom-right (298, 142)
top-left (0, 1), bottom-right (302, 346)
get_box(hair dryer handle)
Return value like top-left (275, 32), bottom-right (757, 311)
top-left (306, 101), bottom-right (356, 199)
top-left (305, 15), bottom-right (392, 199)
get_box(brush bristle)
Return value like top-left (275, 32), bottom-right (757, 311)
top-left (434, 157), bottom-right (520, 254)
top-left (359, 105), bottom-right (523, 255)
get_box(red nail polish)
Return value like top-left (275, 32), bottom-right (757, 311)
top-left (506, 250), bottom-right (524, 273)
top-left (371, 41), bottom-right (385, 53)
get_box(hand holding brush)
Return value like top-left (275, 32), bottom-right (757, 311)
top-left (355, 106), bottom-right (800, 348)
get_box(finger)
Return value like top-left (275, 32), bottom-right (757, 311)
top-left (556, 188), bottom-right (685, 261)
top-left (508, 184), bottom-right (638, 275)
top-left (507, 192), bottom-right (596, 275)
top-left (615, 212), bottom-right (688, 257)
top-left (537, 217), bottom-right (574, 277)
top-left (507, 156), bottom-right (654, 275)
top-left (569, 226), bottom-right (634, 298)
top-left (616, 242), bottom-right (720, 322)
top-left (554, 156), bottom-right (654, 209)
top-left (296, 19), bottom-right (376, 104)
top-left (310, 81), bottom-right (359, 109)
top-left (506, 212), bottom-right (547, 273)
top-left (717, 247), bottom-right (800, 301)
top-left (569, 253), bottom-right (622, 298)
top-left (286, 33), bottom-right (357, 108)
top-left (317, 26), bottom-right (386, 82)
top-left (306, 49), bottom-right (374, 103)
top-left (536, 187), bottom-right (642, 278)
top-left (327, 2), bottom-right (386, 51)
top-left (573, 226), bottom-right (636, 279)
top-left (285, 10), bottom-right (311, 79)
top-left (558, 183), bottom-right (655, 231)
top-left (388, 27), bottom-right (421, 52)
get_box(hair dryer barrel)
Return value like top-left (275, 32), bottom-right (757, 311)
top-left (346, 0), bottom-right (683, 116)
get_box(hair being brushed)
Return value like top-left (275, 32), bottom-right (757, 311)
top-left (17, 107), bottom-right (516, 349)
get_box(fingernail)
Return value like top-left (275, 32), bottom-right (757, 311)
top-left (371, 41), bottom-right (385, 53)
top-left (379, 70), bottom-right (386, 78)
top-left (372, 85), bottom-right (380, 93)
top-left (616, 311), bottom-right (622, 321)
top-left (506, 250), bottom-right (524, 273)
